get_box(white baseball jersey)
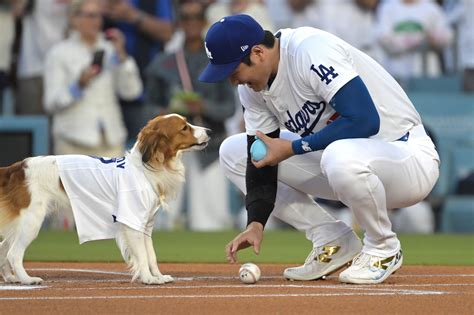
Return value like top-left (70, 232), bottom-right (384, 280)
top-left (56, 155), bottom-right (160, 244)
top-left (239, 27), bottom-right (422, 142)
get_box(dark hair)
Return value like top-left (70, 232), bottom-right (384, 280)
top-left (178, 0), bottom-right (206, 21)
top-left (241, 30), bottom-right (276, 66)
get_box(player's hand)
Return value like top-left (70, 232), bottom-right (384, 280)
top-left (225, 222), bottom-right (263, 263)
top-left (252, 131), bottom-right (294, 168)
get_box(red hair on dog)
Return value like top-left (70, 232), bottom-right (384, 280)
top-left (0, 114), bottom-right (209, 285)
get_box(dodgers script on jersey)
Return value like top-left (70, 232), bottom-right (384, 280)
top-left (239, 27), bottom-right (422, 141)
top-left (56, 155), bottom-right (160, 243)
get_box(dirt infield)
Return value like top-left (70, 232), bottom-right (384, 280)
top-left (0, 262), bottom-right (473, 314)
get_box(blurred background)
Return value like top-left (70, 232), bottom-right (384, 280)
top-left (0, 0), bottom-right (473, 235)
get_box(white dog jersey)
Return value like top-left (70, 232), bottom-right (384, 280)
top-left (239, 27), bottom-right (422, 141)
top-left (56, 155), bottom-right (160, 243)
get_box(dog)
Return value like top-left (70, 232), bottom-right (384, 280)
top-left (0, 114), bottom-right (209, 285)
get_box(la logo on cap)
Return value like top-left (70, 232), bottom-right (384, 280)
top-left (205, 42), bottom-right (213, 59)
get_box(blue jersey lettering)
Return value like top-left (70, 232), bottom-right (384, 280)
top-left (310, 64), bottom-right (339, 85)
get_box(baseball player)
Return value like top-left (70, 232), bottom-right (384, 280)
top-left (199, 15), bottom-right (439, 284)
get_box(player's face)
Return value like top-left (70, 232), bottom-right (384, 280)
top-left (228, 49), bottom-right (273, 92)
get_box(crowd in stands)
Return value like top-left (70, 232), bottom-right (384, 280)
top-left (0, 0), bottom-right (472, 232)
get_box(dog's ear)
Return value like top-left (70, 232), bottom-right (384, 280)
top-left (138, 128), bottom-right (153, 164)
top-left (138, 124), bottom-right (170, 167)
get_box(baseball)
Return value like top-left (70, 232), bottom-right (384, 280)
top-left (239, 263), bottom-right (261, 284)
top-left (250, 138), bottom-right (267, 161)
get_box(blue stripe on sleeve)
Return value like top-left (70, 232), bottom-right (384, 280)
top-left (292, 76), bottom-right (380, 154)
top-left (69, 82), bottom-right (83, 100)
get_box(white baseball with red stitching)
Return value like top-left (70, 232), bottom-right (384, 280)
top-left (239, 263), bottom-right (261, 284)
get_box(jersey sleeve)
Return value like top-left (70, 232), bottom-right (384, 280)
top-left (296, 34), bottom-right (358, 103)
top-left (238, 85), bottom-right (279, 136)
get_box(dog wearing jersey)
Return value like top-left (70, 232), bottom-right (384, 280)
top-left (0, 114), bottom-right (209, 285)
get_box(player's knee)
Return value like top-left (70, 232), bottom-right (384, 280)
top-left (219, 133), bottom-right (247, 172)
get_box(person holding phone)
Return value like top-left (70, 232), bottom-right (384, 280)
top-left (43, 0), bottom-right (142, 158)
top-left (43, 0), bottom-right (143, 230)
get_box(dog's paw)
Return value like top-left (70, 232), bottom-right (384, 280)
top-left (3, 274), bottom-right (20, 283)
top-left (161, 275), bottom-right (174, 283)
top-left (140, 275), bottom-right (174, 285)
top-left (140, 275), bottom-right (166, 285)
top-left (20, 276), bottom-right (43, 285)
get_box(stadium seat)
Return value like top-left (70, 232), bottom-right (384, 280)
top-left (449, 146), bottom-right (474, 194)
top-left (408, 92), bottom-right (474, 196)
top-left (0, 116), bottom-right (49, 166)
top-left (407, 75), bottom-right (462, 93)
top-left (441, 196), bottom-right (474, 233)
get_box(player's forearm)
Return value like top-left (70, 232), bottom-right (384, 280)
top-left (245, 130), bottom-right (280, 227)
top-left (293, 76), bottom-right (380, 154)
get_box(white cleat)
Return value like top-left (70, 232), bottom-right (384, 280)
top-left (283, 231), bottom-right (362, 281)
top-left (339, 250), bottom-right (403, 284)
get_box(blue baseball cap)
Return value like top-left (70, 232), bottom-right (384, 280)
top-left (198, 14), bottom-right (265, 83)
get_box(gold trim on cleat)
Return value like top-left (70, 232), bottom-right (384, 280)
top-left (372, 251), bottom-right (403, 270)
top-left (317, 245), bottom-right (341, 263)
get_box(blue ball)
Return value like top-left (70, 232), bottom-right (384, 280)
top-left (250, 138), bottom-right (267, 161)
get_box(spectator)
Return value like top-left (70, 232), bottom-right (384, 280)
top-left (102, 0), bottom-right (174, 145)
top-left (375, 0), bottom-right (453, 85)
top-left (0, 1), bottom-right (16, 113)
top-left (206, 0), bottom-right (274, 31)
top-left (43, 0), bottom-right (142, 157)
top-left (145, 0), bottom-right (236, 230)
top-left (318, 0), bottom-right (380, 59)
top-left (16, 0), bottom-right (70, 115)
top-left (457, 0), bottom-right (474, 92)
top-left (285, 0), bottom-right (322, 28)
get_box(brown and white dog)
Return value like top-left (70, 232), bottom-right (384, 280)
top-left (0, 114), bottom-right (209, 285)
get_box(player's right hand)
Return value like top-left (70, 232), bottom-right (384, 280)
top-left (225, 222), bottom-right (263, 263)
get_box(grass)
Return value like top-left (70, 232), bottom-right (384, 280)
top-left (23, 230), bottom-right (474, 265)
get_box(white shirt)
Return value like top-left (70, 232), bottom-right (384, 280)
top-left (0, 9), bottom-right (14, 70)
top-left (375, 0), bottom-right (453, 79)
top-left (44, 32), bottom-right (143, 147)
top-left (317, 1), bottom-right (378, 58)
top-left (239, 27), bottom-right (421, 142)
top-left (458, 0), bottom-right (474, 69)
top-left (56, 155), bottom-right (160, 244)
top-left (17, 0), bottom-right (69, 78)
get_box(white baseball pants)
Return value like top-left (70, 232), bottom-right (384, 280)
top-left (219, 124), bottom-right (439, 256)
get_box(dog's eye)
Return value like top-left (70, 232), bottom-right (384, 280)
top-left (181, 125), bottom-right (188, 131)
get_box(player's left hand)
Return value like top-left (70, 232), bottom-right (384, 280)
top-left (252, 131), bottom-right (294, 168)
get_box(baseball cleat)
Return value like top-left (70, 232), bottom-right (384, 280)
top-left (283, 231), bottom-right (362, 281)
top-left (338, 249), bottom-right (403, 284)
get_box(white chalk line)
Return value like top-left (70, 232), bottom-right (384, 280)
top-left (27, 268), bottom-right (474, 281)
top-left (36, 283), bottom-right (469, 297)
top-left (0, 267), bottom-right (470, 299)
top-left (0, 291), bottom-right (449, 301)
top-left (2, 282), bottom-right (471, 293)
top-left (0, 285), bottom-right (47, 291)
